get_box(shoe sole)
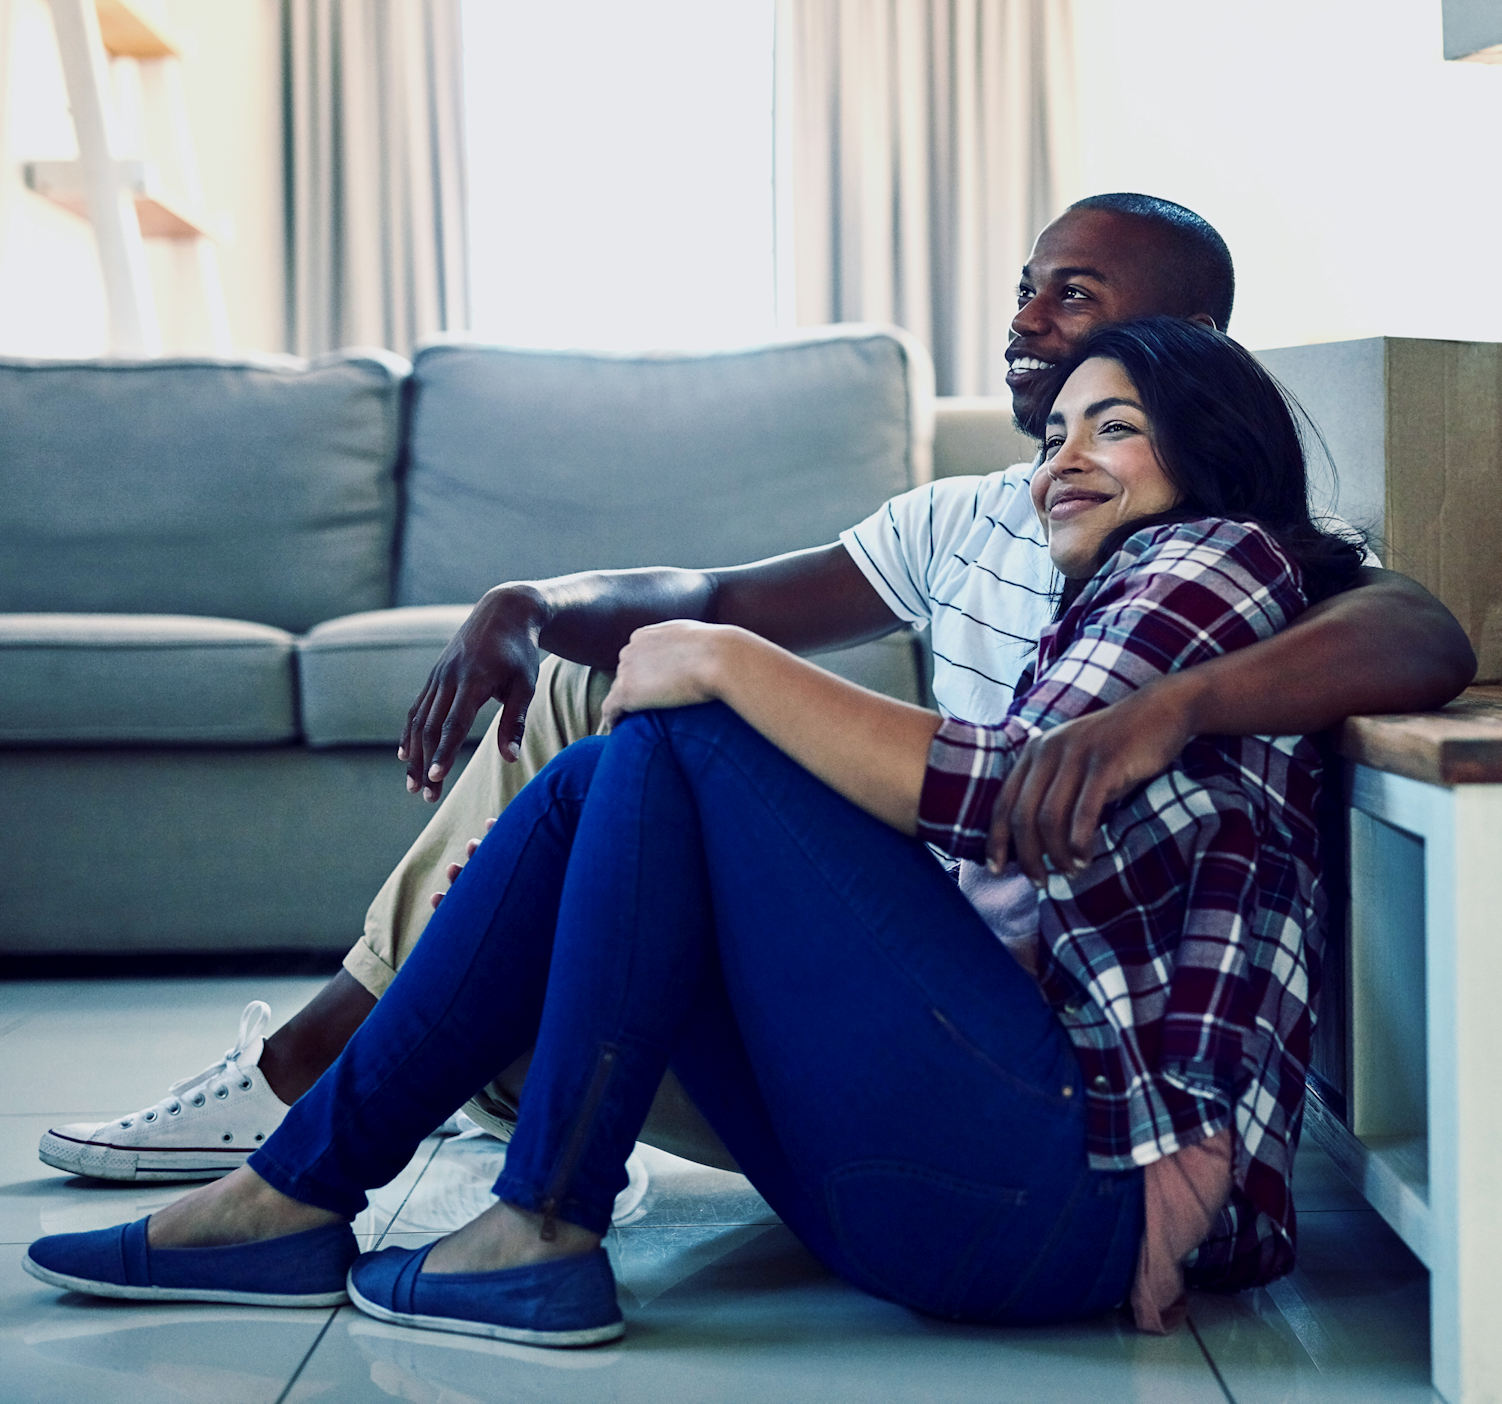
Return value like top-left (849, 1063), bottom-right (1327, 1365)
top-left (38, 1132), bottom-right (247, 1182)
top-left (346, 1274), bottom-right (624, 1348)
top-left (22, 1252), bottom-right (349, 1307)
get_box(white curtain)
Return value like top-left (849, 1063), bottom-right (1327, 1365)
top-left (776, 0), bottom-right (1077, 394)
top-left (282, 0), bottom-right (469, 355)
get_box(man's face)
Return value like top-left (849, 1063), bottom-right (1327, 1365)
top-left (1005, 208), bottom-right (1181, 437)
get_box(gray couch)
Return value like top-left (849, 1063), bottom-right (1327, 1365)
top-left (2, 325), bottom-right (1024, 957)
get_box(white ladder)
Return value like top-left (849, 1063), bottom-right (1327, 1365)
top-left (27, 0), bottom-right (228, 353)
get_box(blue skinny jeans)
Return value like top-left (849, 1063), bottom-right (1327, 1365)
top-left (250, 703), bottom-right (1143, 1324)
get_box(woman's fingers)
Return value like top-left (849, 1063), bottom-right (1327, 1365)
top-left (432, 821), bottom-right (499, 910)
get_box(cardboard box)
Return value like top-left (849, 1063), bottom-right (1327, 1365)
top-left (1257, 337), bottom-right (1502, 682)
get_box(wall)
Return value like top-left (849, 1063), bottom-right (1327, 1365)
top-left (0, 0), bottom-right (284, 356)
top-left (1069, 0), bottom-right (1502, 352)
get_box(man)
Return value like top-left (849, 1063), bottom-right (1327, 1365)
top-left (39, 193), bottom-right (1475, 1182)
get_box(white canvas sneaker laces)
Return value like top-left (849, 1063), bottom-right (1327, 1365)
top-left (38, 1001), bottom-right (293, 1182)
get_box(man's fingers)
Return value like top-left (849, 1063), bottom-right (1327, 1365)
top-left (496, 681), bottom-right (534, 763)
top-left (402, 680), bottom-right (439, 790)
top-left (464, 838), bottom-right (480, 858)
top-left (1009, 753), bottom-right (1055, 885)
top-left (430, 891), bottom-right (444, 910)
top-left (1068, 764), bottom-right (1116, 864)
top-left (427, 681), bottom-right (493, 796)
top-left (415, 677), bottom-right (459, 795)
top-left (987, 751), bottom-right (1030, 873)
top-left (1034, 749), bottom-right (1087, 875)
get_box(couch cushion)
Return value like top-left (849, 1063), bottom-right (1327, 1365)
top-left (299, 607), bottom-right (500, 747)
top-left (0, 352), bottom-right (406, 633)
top-left (396, 327), bottom-right (933, 606)
top-left (0, 615), bottom-right (297, 744)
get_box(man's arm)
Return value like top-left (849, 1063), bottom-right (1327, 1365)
top-left (399, 544), bottom-right (899, 799)
top-left (989, 567), bottom-right (1478, 880)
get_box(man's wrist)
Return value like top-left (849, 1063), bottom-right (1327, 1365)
top-left (484, 582), bottom-right (550, 641)
top-left (1151, 667), bottom-right (1212, 740)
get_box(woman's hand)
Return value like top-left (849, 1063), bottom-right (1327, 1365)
top-left (600, 621), bottom-right (735, 730)
top-left (429, 817), bottom-right (497, 909)
top-left (987, 674), bottom-right (1200, 883)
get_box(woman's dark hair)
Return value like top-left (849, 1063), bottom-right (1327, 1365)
top-left (1048, 316), bottom-right (1366, 615)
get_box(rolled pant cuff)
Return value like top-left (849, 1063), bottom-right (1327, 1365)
top-left (342, 940), bottom-right (397, 1001)
top-left (491, 1172), bottom-right (615, 1239)
top-left (247, 1145), bottom-right (366, 1222)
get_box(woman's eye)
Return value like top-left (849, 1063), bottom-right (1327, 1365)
top-left (1041, 435), bottom-right (1064, 456)
top-left (1100, 420), bottom-right (1135, 435)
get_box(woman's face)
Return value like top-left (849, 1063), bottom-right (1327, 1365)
top-left (1030, 356), bottom-right (1181, 579)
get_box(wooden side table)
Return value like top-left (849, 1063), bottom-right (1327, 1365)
top-left (1303, 685), bottom-right (1502, 1403)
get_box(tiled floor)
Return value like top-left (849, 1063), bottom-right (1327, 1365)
top-left (1, 975), bottom-right (1438, 1401)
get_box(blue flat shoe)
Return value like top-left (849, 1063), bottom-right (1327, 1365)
top-left (23, 1216), bottom-right (356, 1306)
top-left (347, 1242), bottom-right (624, 1347)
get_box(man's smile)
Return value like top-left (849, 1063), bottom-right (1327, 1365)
top-left (1005, 352), bottom-right (1057, 387)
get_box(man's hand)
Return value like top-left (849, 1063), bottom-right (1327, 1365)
top-left (430, 818), bottom-right (496, 909)
top-left (400, 586), bottom-right (548, 802)
top-left (600, 621), bottom-right (731, 731)
top-left (987, 675), bottom-right (1198, 884)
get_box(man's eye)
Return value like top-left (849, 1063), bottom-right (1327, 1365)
top-left (1062, 286), bottom-right (1090, 301)
top-left (1016, 286), bottom-right (1034, 307)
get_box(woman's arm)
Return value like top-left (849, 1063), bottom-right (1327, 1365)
top-left (602, 520), bottom-right (1305, 847)
top-left (602, 621), bottom-right (941, 833)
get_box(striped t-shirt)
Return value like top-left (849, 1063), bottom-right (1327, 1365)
top-left (840, 465), bottom-right (1054, 721)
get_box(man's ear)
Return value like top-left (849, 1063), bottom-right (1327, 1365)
top-left (1188, 311), bottom-right (1219, 331)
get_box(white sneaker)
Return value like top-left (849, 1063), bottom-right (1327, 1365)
top-left (38, 1001), bottom-right (293, 1182)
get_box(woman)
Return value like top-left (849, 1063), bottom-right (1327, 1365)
top-left (25, 319), bottom-right (1364, 1342)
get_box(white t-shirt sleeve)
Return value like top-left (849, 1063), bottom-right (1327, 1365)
top-left (840, 471), bottom-right (1032, 629)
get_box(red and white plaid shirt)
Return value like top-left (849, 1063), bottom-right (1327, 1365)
top-left (917, 518), bottom-right (1326, 1289)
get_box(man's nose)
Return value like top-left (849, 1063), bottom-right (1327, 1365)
top-left (1010, 295), bottom-right (1049, 339)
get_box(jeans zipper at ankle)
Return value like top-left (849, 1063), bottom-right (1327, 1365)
top-left (539, 1044), bottom-right (618, 1241)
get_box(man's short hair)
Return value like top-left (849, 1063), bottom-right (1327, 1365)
top-left (1069, 192), bottom-right (1235, 331)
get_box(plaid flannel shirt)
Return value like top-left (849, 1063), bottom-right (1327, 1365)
top-left (917, 518), bottom-right (1326, 1290)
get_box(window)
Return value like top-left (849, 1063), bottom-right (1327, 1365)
top-left (462, 0), bottom-right (776, 350)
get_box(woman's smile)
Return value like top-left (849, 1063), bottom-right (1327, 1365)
top-left (1031, 356), bottom-right (1181, 578)
top-left (1045, 487), bottom-right (1112, 521)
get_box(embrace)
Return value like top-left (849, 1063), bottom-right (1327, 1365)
top-left (27, 195), bottom-right (1474, 1343)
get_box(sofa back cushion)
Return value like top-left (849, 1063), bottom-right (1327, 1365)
top-left (0, 352), bottom-right (406, 633)
top-left (396, 327), bottom-right (932, 604)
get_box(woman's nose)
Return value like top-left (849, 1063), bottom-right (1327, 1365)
top-left (1048, 441), bottom-right (1084, 474)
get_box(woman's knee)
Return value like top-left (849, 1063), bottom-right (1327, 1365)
top-left (532, 732), bottom-right (611, 800)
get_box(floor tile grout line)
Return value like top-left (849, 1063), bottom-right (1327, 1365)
top-left (273, 1305), bottom-right (341, 1404)
top-left (1187, 1315), bottom-right (1239, 1404)
top-left (373, 1137), bottom-right (447, 1247)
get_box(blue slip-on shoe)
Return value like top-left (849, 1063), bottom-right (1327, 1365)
top-left (347, 1241), bottom-right (624, 1347)
top-left (23, 1216), bottom-right (356, 1306)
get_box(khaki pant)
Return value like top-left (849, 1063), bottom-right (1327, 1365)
top-left (342, 654), bottom-right (736, 1169)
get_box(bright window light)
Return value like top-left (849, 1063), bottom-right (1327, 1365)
top-left (461, 0), bottom-right (776, 350)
